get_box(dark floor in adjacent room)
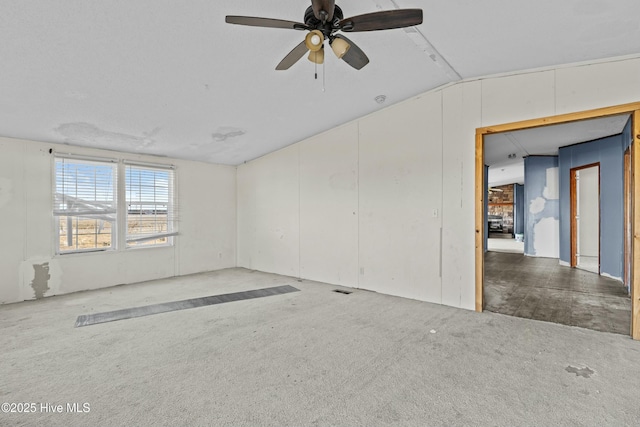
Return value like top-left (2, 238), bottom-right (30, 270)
top-left (484, 251), bottom-right (632, 335)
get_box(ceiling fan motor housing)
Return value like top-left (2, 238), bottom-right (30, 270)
top-left (304, 4), bottom-right (343, 36)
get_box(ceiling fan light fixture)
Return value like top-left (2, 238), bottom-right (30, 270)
top-left (330, 37), bottom-right (350, 59)
top-left (307, 46), bottom-right (324, 64)
top-left (305, 30), bottom-right (324, 51)
top-left (227, 3), bottom-right (423, 71)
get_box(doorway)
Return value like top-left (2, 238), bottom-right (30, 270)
top-left (571, 163), bottom-right (600, 273)
top-left (475, 102), bottom-right (640, 340)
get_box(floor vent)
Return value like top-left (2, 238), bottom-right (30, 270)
top-left (333, 289), bottom-right (352, 295)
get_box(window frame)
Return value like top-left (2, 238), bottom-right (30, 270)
top-left (53, 155), bottom-right (119, 255)
top-left (124, 162), bottom-right (177, 249)
top-left (52, 154), bottom-right (177, 255)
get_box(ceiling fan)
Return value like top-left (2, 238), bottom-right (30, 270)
top-left (225, 0), bottom-right (423, 70)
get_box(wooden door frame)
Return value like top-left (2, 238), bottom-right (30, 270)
top-left (475, 101), bottom-right (640, 340)
top-left (624, 148), bottom-right (632, 289)
top-left (570, 163), bottom-right (601, 270)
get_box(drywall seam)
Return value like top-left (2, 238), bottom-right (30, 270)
top-left (236, 165), bottom-right (240, 268)
top-left (440, 90), bottom-right (445, 287)
top-left (22, 143), bottom-right (27, 264)
top-left (357, 121), bottom-right (361, 289)
top-left (298, 143), bottom-right (301, 278)
top-left (472, 53), bottom-right (640, 83)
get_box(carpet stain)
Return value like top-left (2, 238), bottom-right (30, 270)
top-left (565, 365), bottom-right (595, 378)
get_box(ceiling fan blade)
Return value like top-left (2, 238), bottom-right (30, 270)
top-left (333, 35), bottom-right (369, 70)
top-left (338, 9), bottom-right (423, 32)
top-left (225, 16), bottom-right (309, 31)
top-left (276, 41), bottom-right (309, 70)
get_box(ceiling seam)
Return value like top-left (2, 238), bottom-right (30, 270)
top-left (376, 0), bottom-right (462, 82)
top-left (404, 25), bottom-right (462, 82)
top-left (506, 133), bottom-right (531, 156)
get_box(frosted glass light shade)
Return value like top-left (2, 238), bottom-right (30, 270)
top-left (305, 30), bottom-right (324, 52)
top-left (331, 37), bottom-right (350, 58)
top-left (307, 47), bottom-right (324, 64)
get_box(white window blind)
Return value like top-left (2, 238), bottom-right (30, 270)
top-left (54, 156), bottom-right (117, 253)
top-left (125, 163), bottom-right (177, 247)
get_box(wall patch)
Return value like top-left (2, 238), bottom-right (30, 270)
top-left (543, 167), bottom-right (559, 199)
top-left (30, 263), bottom-right (51, 299)
top-left (533, 217), bottom-right (560, 258)
top-left (529, 197), bottom-right (546, 214)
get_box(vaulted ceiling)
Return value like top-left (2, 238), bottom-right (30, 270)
top-left (1, 0), bottom-right (640, 165)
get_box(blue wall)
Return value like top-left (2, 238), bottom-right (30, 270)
top-left (514, 184), bottom-right (524, 235)
top-left (524, 156), bottom-right (559, 257)
top-left (558, 129), bottom-right (628, 279)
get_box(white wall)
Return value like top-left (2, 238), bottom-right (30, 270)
top-left (237, 57), bottom-right (640, 310)
top-left (299, 124), bottom-right (359, 287)
top-left (237, 145), bottom-right (300, 277)
top-left (4, 57), bottom-right (638, 308)
top-left (238, 93), bottom-right (445, 303)
top-left (0, 137), bottom-right (236, 304)
top-left (358, 95), bottom-right (443, 302)
top-left (577, 166), bottom-right (599, 259)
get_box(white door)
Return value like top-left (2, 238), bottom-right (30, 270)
top-left (576, 166), bottom-right (599, 273)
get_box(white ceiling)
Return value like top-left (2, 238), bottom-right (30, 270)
top-left (1, 0), bottom-right (640, 165)
top-left (486, 114), bottom-right (631, 186)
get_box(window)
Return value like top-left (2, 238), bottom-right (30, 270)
top-left (125, 163), bottom-right (176, 247)
top-left (54, 157), bottom-right (117, 253)
top-left (53, 156), bottom-right (177, 254)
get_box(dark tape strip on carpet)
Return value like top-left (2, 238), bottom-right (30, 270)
top-left (75, 285), bottom-right (300, 327)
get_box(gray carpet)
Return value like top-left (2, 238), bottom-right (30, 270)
top-left (1, 268), bottom-right (639, 427)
